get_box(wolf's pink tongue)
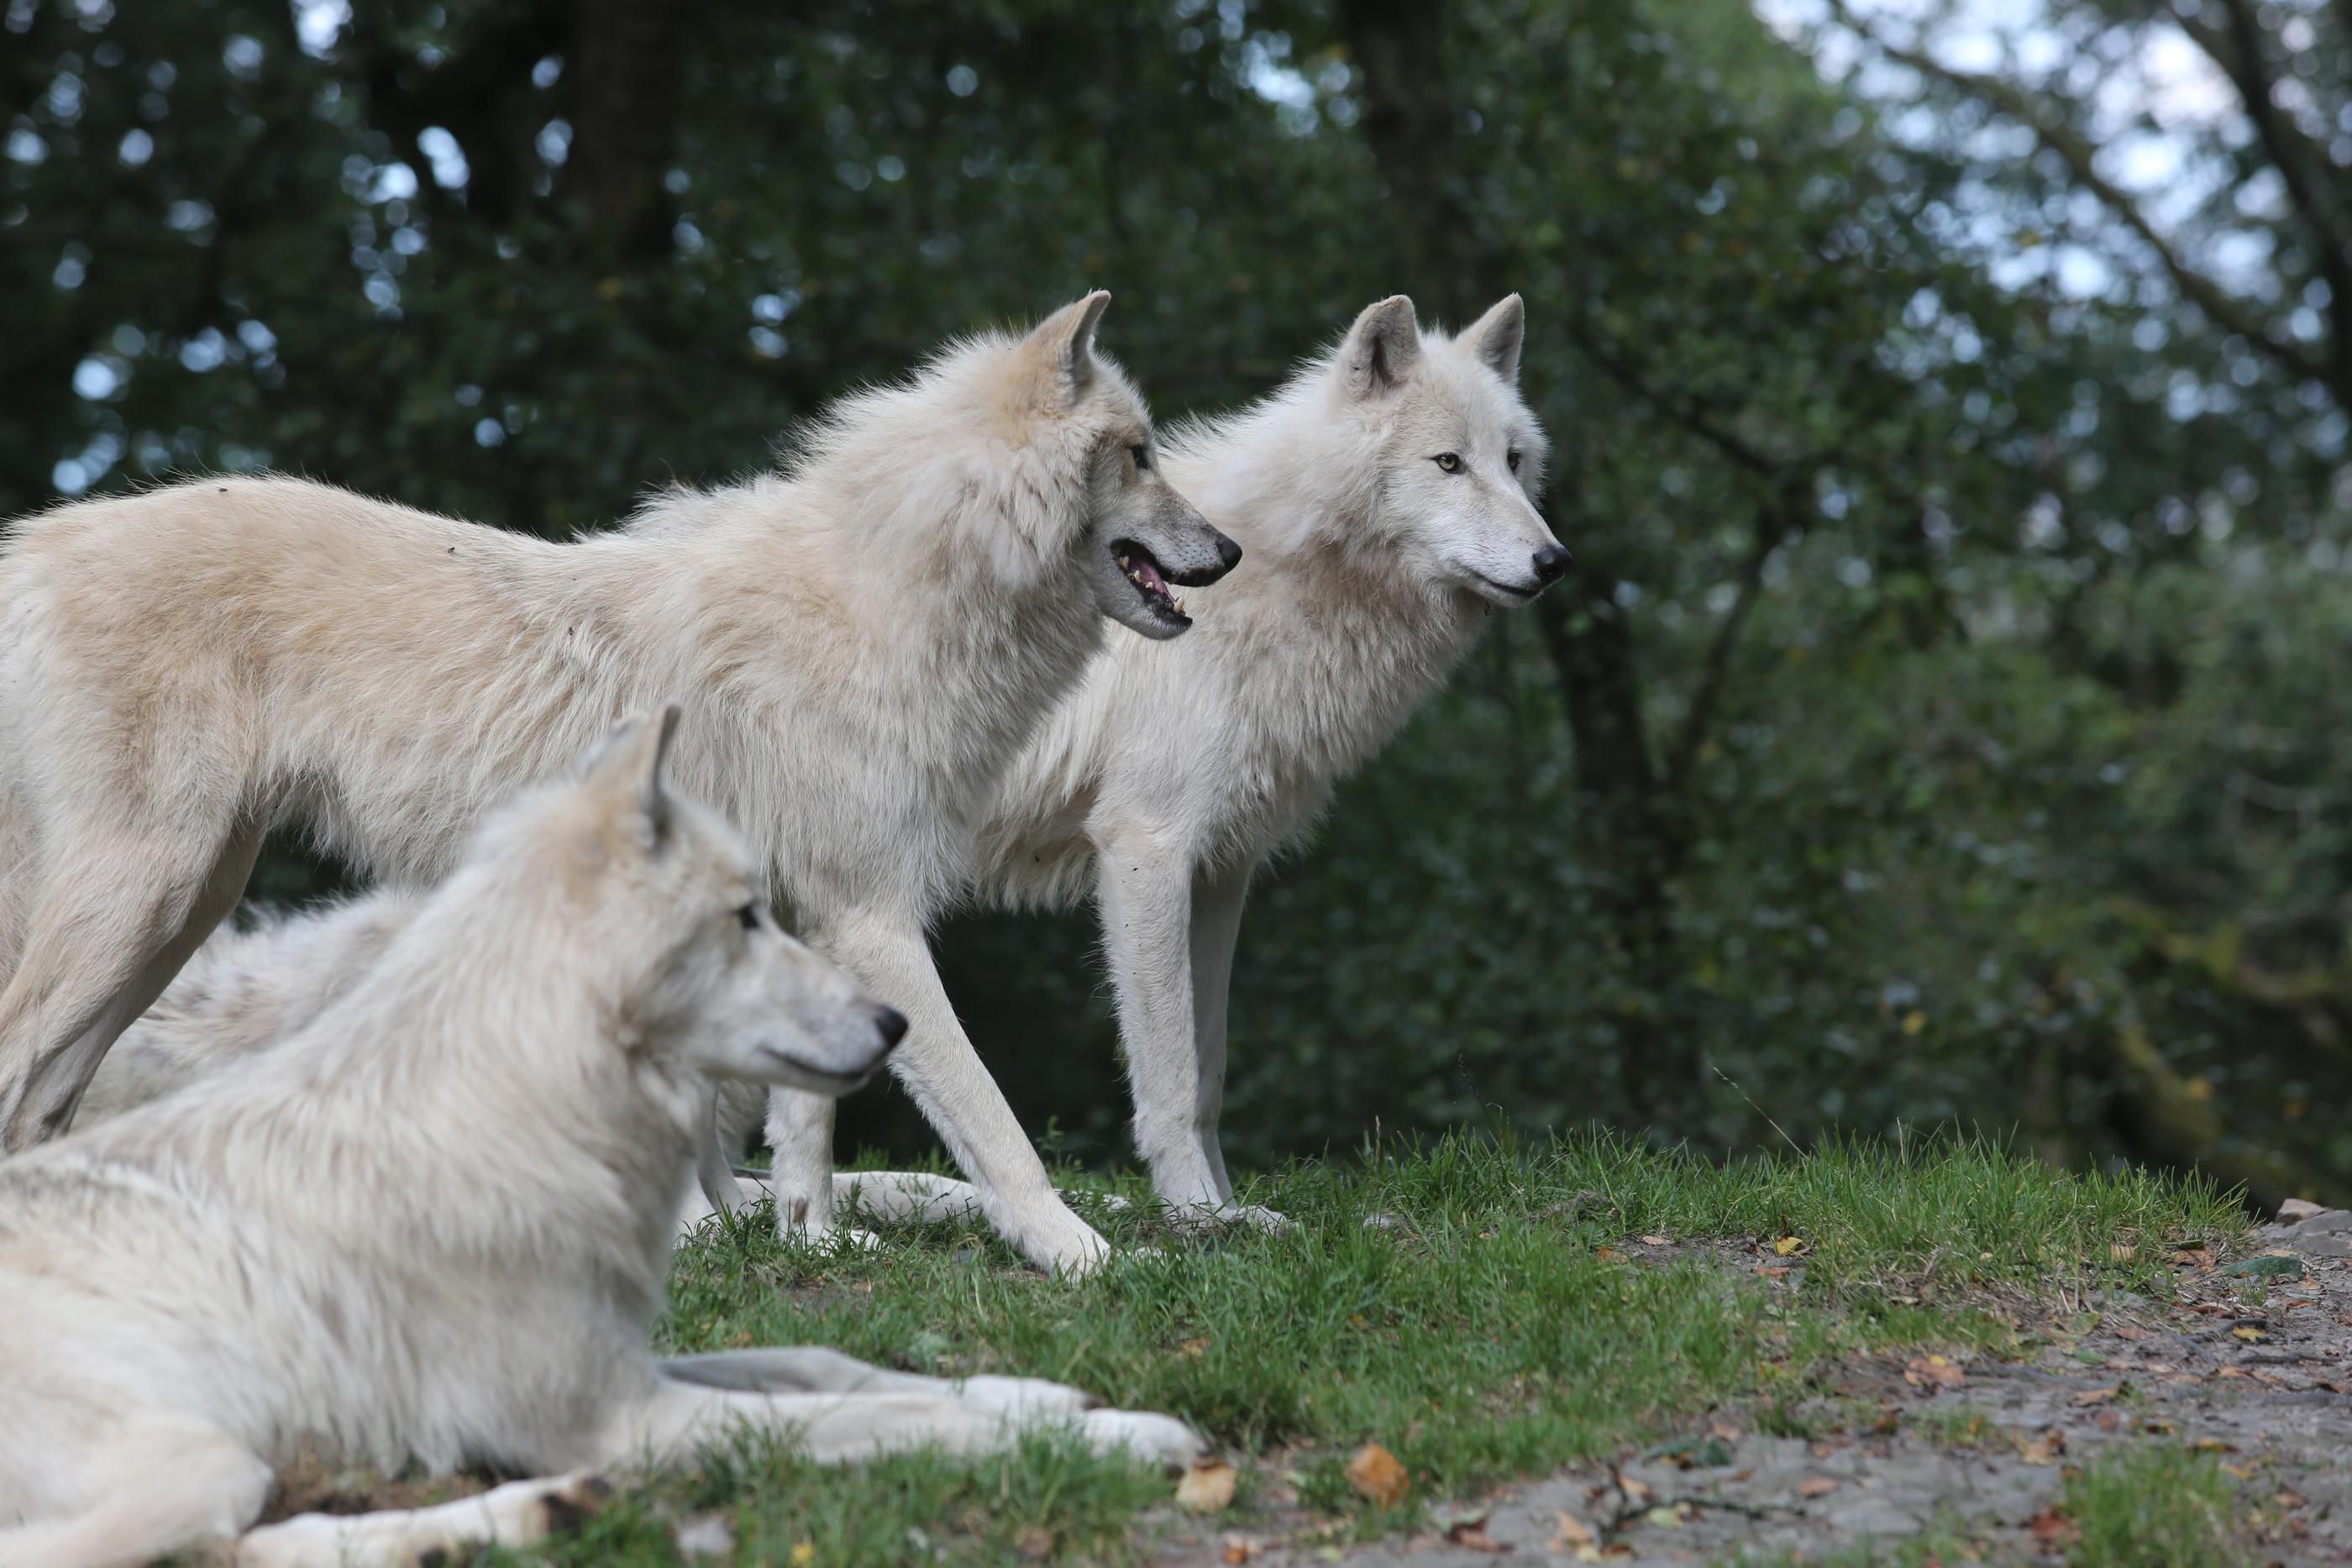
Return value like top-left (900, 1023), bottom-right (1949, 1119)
top-left (1134, 557), bottom-right (1168, 594)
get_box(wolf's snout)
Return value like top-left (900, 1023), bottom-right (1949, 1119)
top-left (1164, 530), bottom-right (1242, 588)
top-left (1532, 544), bottom-right (1573, 584)
top-left (874, 1006), bottom-right (910, 1051)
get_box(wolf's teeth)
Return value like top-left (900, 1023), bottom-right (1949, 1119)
top-left (1173, 595), bottom-right (1185, 615)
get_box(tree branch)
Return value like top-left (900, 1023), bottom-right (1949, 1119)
top-left (1559, 312), bottom-right (1793, 481)
top-left (1826, 0), bottom-right (2326, 387)
top-left (2180, 0), bottom-right (2352, 401)
top-left (2099, 1021), bottom-right (2351, 1212)
top-left (1666, 485), bottom-right (1799, 793)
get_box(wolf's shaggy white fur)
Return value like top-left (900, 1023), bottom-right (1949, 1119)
top-left (0, 295), bottom-right (1235, 1274)
top-left (0, 711), bottom-right (1201, 1568)
top-left (81, 296), bottom-right (1560, 1241)
top-left (963, 295), bottom-right (1562, 1219)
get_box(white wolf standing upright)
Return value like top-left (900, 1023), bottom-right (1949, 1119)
top-left (0, 710), bottom-right (1199, 1568)
top-left (0, 293), bottom-right (1237, 1275)
top-left (963, 294), bottom-right (1566, 1224)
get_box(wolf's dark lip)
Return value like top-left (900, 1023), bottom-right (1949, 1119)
top-left (756, 1043), bottom-right (880, 1091)
top-left (1111, 540), bottom-right (1193, 625)
top-left (1473, 571), bottom-right (1543, 600)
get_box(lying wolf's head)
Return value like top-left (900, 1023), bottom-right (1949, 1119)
top-left (549, 708), bottom-right (906, 1095)
top-left (1336, 294), bottom-right (1567, 606)
top-left (1011, 292), bottom-right (1242, 640)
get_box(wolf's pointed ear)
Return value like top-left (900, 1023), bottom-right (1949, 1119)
top-left (1024, 291), bottom-right (1112, 405)
top-left (1467, 294), bottom-right (1525, 385)
top-left (639, 702), bottom-right (683, 846)
top-left (582, 704), bottom-right (684, 849)
top-left (1341, 296), bottom-right (1420, 399)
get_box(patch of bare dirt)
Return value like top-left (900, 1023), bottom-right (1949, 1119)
top-left (1155, 1209), bottom-right (2352, 1565)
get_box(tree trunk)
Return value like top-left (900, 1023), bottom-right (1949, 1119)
top-left (566, 0), bottom-right (685, 263)
top-left (1337, 0), bottom-right (1702, 1126)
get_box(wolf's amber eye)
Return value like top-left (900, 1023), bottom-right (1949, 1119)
top-left (1433, 453), bottom-right (1464, 475)
top-left (1130, 445), bottom-right (1151, 471)
top-left (736, 903), bottom-right (761, 931)
top-left (1507, 450), bottom-right (1521, 472)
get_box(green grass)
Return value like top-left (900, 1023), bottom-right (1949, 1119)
top-left (494, 1131), bottom-right (2243, 1565)
top-left (2063, 1445), bottom-right (2251, 1568)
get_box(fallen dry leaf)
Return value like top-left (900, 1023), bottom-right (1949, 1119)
top-left (2095, 1410), bottom-right (2121, 1433)
top-left (1346, 1443), bottom-right (1410, 1508)
top-left (2110, 1243), bottom-right (2138, 1262)
top-left (1015, 1524), bottom-right (1055, 1560)
top-left (1618, 1473), bottom-right (1654, 1506)
top-left (2223, 1462), bottom-right (2257, 1481)
top-left (1551, 1512), bottom-right (1599, 1549)
top-left (2015, 1426), bottom-right (2067, 1464)
top-left (1640, 1234), bottom-right (1672, 1246)
top-left (1756, 1264), bottom-right (1792, 1279)
top-left (1798, 1476), bottom-right (1840, 1499)
top-left (2115, 1325), bottom-right (2153, 1341)
top-left (2278, 1489), bottom-right (2310, 1509)
top-left (1444, 1516), bottom-right (1507, 1553)
top-left (2231, 1324), bottom-right (2267, 1343)
top-left (2071, 1386), bottom-right (2118, 1407)
top-left (1176, 1459), bottom-right (1237, 1514)
top-left (1903, 1355), bottom-right (1966, 1393)
top-left (2027, 1507), bottom-right (2079, 1548)
top-left (1221, 1538), bottom-right (1260, 1565)
top-left (1595, 1246), bottom-right (1626, 1264)
top-left (1177, 1336), bottom-right (1210, 1359)
top-left (2190, 1437), bottom-right (2237, 1454)
top-left (1774, 1235), bottom-right (1805, 1256)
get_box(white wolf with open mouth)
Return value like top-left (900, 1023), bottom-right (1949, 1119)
top-left (0, 293), bottom-right (1236, 1276)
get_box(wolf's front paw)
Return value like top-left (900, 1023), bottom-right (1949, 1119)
top-left (1033, 1213), bottom-right (1112, 1280)
top-left (1078, 1409), bottom-right (1208, 1469)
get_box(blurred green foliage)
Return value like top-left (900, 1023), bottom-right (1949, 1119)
top-left (7, 0), bottom-right (2349, 1203)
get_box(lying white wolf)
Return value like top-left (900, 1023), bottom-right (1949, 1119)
top-left (0, 710), bottom-right (1200, 1568)
top-left (81, 295), bottom-right (1563, 1240)
top-left (0, 292), bottom-right (1236, 1276)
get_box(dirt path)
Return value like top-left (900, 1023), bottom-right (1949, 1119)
top-left (1161, 1209), bottom-right (2352, 1565)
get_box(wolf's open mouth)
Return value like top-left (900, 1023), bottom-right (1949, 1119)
top-left (1112, 540), bottom-right (1190, 627)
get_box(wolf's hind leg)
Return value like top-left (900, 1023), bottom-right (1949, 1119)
top-left (598, 1380), bottom-right (1200, 1469)
top-left (0, 1413), bottom-right (271, 1568)
top-left (1095, 848), bottom-right (1285, 1234)
top-left (658, 1347), bottom-right (1093, 1421)
top-left (233, 1472), bottom-right (616, 1568)
top-left (0, 820), bottom-right (261, 1148)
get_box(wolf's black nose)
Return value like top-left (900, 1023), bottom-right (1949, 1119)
top-left (874, 1007), bottom-right (910, 1050)
top-left (1532, 544), bottom-right (1573, 582)
top-left (1215, 533), bottom-right (1243, 572)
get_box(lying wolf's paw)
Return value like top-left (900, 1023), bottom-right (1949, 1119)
top-left (1056, 1188), bottom-right (1136, 1214)
top-left (1077, 1409), bottom-right (1209, 1470)
top-left (1165, 1200), bottom-right (1293, 1236)
top-left (955, 1374), bottom-right (1096, 1421)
